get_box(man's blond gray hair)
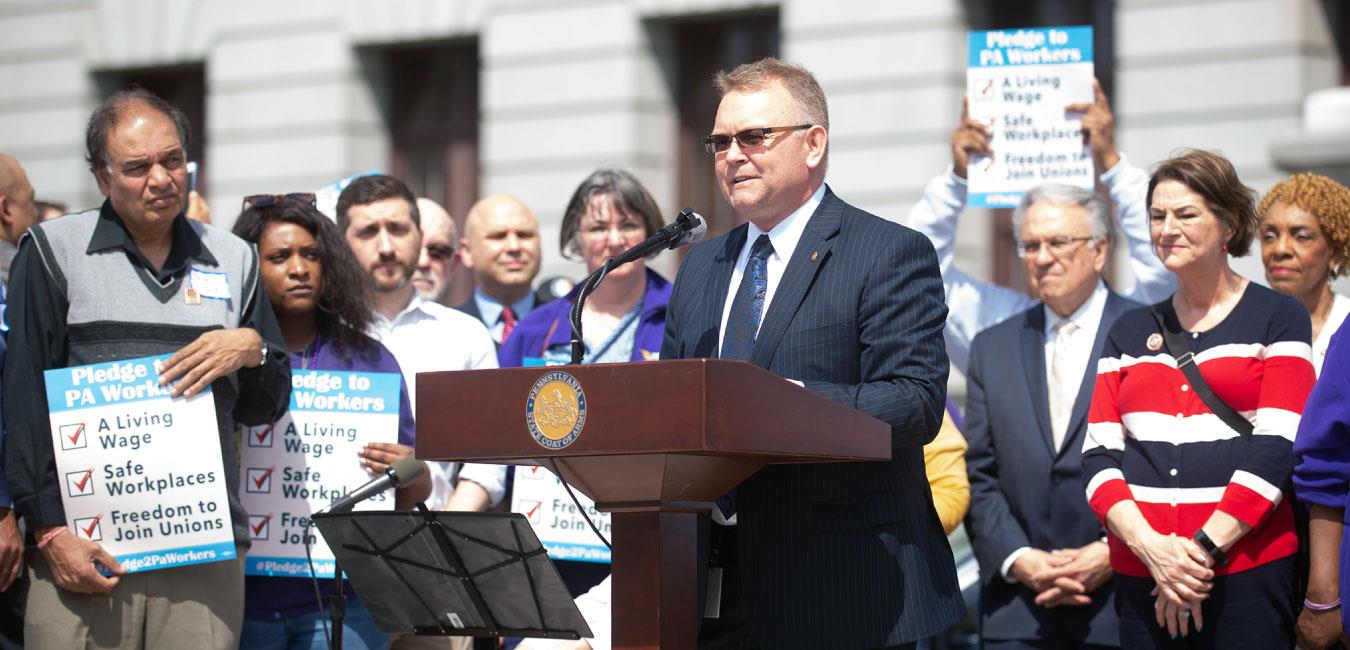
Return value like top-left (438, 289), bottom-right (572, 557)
top-left (714, 57), bottom-right (829, 131)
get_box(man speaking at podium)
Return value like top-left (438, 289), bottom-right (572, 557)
top-left (661, 58), bottom-right (964, 649)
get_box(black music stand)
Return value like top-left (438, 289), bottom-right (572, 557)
top-left (312, 505), bottom-right (592, 641)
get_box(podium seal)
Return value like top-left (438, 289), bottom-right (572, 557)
top-left (526, 371), bottom-right (587, 449)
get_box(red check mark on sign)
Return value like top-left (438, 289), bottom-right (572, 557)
top-left (253, 424), bottom-right (274, 445)
top-left (251, 468), bottom-right (274, 490)
top-left (67, 423), bottom-right (85, 445)
top-left (250, 515), bottom-right (271, 537)
top-left (521, 500), bottom-right (542, 524)
top-left (79, 514), bottom-right (102, 538)
top-left (74, 468), bottom-right (94, 492)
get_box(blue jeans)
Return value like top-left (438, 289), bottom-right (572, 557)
top-left (240, 598), bottom-right (390, 650)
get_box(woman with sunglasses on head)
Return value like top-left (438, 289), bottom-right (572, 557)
top-left (1278, 175), bottom-right (1350, 649)
top-left (1083, 150), bottom-right (1315, 648)
top-left (232, 195), bottom-right (430, 650)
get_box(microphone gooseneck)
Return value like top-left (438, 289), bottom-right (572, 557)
top-left (568, 209), bottom-right (706, 364)
top-left (320, 455), bottom-right (424, 514)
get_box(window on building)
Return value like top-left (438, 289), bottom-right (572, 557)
top-left (95, 64), bottom-right (207, 192)
top-left (659, 10), bottom-right (780, 239)
top-left (366, 40), bottom-right (480, 306)
top-left (963, 0), bottom-right (1115, 291)
top-left (378, 40), bottom-right (480, 226)
top-left (1322, 0), bottom-right (1349, 84)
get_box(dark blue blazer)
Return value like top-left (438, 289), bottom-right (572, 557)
top-left (662, 188), bottom-right (965, 648)
top-left (454, 286), bottom-right (550, 350)
top-left (963, 290), bottom-right (1137, 646)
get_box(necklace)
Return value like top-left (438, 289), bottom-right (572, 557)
top-left (299, 335), bottom-right (319, 371)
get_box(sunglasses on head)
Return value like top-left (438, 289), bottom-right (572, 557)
top-left (702, 125), bottom-right (813, 154)
top-left (242, 193), bottom-right (317, 211)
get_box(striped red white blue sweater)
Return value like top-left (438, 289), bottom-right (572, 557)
top-left (1083, 283), bottom-right (1314, 577)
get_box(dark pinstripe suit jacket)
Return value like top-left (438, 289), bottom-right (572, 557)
top-left (662, 188), bottom-right (965, 648)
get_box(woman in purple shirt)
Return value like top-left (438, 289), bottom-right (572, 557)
top-left (1293, 320), bottom-right (1350, 650)
top-left (499, 168), bottom-right (670, 369)
top-left (232, 195), bottom-right (430, 650)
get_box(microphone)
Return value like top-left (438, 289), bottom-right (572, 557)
top-left (611, 208), bottom-right (707, 265)
top-left (569, 209), bottom-right (707, 363)
top-left (319, 456), bottom-right (424, 514)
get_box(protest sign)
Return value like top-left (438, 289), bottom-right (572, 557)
top-left (511, 465), bottom-right (611, 564)
top-left (966, 26), bottom-right (1095, 208)
top-left (45, 355), bottom-right (234, 573)
top-left (241, 369), bottom-right (401, 578)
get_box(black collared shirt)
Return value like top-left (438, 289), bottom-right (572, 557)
top-left (85, 199), bottom-right (218, 283)
top-left (1, 200), bottom-right (290, 530)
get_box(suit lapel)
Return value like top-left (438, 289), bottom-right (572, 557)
top-left (1021, 307), bottom-right (1056, 458)
top-left (705, 226), bottom-right (747, 356)
top-left (1058, 291), bottom-right (1128, 458)
top-left (749, 191), bottom-right (840, 369)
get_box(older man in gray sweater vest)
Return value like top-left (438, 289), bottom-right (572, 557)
top-left (1, 90), bottom-right (291, 649)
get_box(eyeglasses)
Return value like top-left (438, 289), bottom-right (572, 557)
top-left (242, 193), bottom-right (317, 210)
top-left (1016, 236), bottom-right (1096, 258)
top-left (579, 220), bottom-right (645, 240)
top-left (425, 243), bottom-right (456, 261)
top-left (702, 125), bottom-right (813, 154)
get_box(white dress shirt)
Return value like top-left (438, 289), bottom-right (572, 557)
top-left (906, 155), bottom-right (1175, 375)
top-left (367, 294), bottom-right (502, 508)
top-left (711, 182), bottom-right (823, 525)
top-left (1000, 280), bottom-right (1108, 581)
top-left (718, 182), bottom-right (824, 345)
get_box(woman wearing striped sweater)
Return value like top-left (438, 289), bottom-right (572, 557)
top-left (1083, 150), bottom-right (1316, 648)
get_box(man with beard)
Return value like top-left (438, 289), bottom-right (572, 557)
top-left (337, 176), bottom-right (501, 515)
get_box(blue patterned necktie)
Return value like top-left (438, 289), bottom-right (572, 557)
top-left (716, 233), bottom-right (773, 521)
top-left (720, 234), bottom-right (775, 362)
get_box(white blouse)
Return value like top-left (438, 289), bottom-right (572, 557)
top-left (1313, 292), bottom-right (1350, 377)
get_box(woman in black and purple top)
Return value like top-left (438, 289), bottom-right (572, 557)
top-left (1084, 150), bottom-right (1315, 648)
top-left (232, 196), bottom-right (430, 650)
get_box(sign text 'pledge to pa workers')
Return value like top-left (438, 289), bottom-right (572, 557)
top-left (966, 26), bottom-right (1095, 208)
top-left (45, 355), bottom-right (235, 573)
top-left (242, 369), bottom-right (401, 578)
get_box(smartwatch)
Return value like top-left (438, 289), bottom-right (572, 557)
top-left (1192, 529), bottom-right (1228, 566)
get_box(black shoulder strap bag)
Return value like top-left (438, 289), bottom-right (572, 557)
top-left (1149, 306), bottom-right (1309, 603)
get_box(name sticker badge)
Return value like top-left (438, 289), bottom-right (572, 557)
top-left (189, 268), bottom-right (231, 300)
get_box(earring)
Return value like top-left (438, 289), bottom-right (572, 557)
top-left (1221, 243), bottom-right (1229, 253)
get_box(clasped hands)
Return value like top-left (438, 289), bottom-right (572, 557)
top-left (1012, 541), bottom-right (1113, 608)
top-left (1134, 531), bottom-right (1215, 638)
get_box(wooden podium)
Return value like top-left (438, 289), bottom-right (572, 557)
top-left (416, 359), bottom-right (890, 650)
